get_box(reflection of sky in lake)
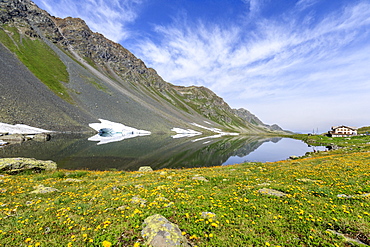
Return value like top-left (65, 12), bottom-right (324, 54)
top-left (223, 138), bottom-right (327, 165)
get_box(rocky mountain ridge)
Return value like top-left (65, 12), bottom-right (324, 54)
top-left (0, 0), bottom-right (285, 134)
top-left (233, 108), bottom-right (284, 131)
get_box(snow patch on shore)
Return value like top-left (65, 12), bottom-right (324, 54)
top-left (89, 119), bottom-right (151, 135)
top-left (0, 122), bottom-right (52, 134)
top-left (88, 119), bottom-right (151, 145)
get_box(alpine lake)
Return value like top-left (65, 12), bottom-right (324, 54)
top-left (0, 133), bottom-right (327, 171)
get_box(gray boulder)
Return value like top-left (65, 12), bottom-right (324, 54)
top-left (0, 158), bottom-right (57, 174)
top-left (138, 166), bottom-right (153, 172)
top-left (258, 188), bottom-right (288, 197)
top-left (141, 214), bottom-right (190, 247)
top-left (30, 184), bottom-right (59, 194)
top-left (192, 175), bottom-right (209, 182)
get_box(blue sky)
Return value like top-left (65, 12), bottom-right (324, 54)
top-left (33, 0), bottom-right (370, 133)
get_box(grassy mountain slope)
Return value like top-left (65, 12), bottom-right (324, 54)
top-left (358, 126), bottom-right (370, 135)
top-left (0, 0), bottom-right (286, 134)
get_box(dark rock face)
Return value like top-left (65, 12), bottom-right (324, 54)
top-left (233, 108), bottom-right (265, 126)
top-left (0, 0), bottom-right (286, 134)
top-left (54, 17), bottom-right (157, 81)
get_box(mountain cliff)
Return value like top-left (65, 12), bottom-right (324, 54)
top-left (233, 108), bottom-right (284, 132)
top-left (0, 0), bottom-right (286, 134)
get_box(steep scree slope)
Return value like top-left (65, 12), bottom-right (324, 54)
top-left (0, 0), bottom-right (284, 134)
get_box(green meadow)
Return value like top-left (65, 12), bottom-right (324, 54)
top-left (1, 135), bottom-right (369, 246)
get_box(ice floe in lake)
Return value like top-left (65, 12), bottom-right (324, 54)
top-left (171, 128), bottom-right (202, 139)
top-left (88, 119), bottom-right (151, 145)
top-left (0, 122), bottom-right (51, 134)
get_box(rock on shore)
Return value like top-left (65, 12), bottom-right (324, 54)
top-left (0, 158), bottom-right (57, 174)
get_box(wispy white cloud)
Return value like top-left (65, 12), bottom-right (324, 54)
top-left (39, 0), bottom-right (143, 42)
top-left (295, 0), bottom-right (319, 11)
top-left (133, 1), bottom-right (370, 132)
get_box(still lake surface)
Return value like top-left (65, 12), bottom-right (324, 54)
top-left (0, 133), bottom-right (327, 171)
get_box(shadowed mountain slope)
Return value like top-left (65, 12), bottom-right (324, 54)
top-left (0, 0), bottom-right (286, 134)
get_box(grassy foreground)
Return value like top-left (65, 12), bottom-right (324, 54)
top-left (1, 136), bottom-right (370, 246)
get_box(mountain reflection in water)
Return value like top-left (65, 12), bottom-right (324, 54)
top-left (0, 134), bottom-right (325, 171)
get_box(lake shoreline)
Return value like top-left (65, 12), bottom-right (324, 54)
top-left (1, 133), bottom-right (321, 171)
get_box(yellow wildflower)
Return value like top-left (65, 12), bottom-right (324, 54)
top-left (102, 240), bottom-right (112, 247)
top-left (211, 222), bottom-right (218, 227)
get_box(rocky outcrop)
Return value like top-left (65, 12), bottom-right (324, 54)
top-left (53, 17), bottom-right (168, 90)
top-left (0, 157), bottom-right (57, 174)
top-left (0, 0), bottom-right (64, 42)
top-left (141, 214), bottom-right (190, 247)
top-left (173, 86), bottom-right (235, 124)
